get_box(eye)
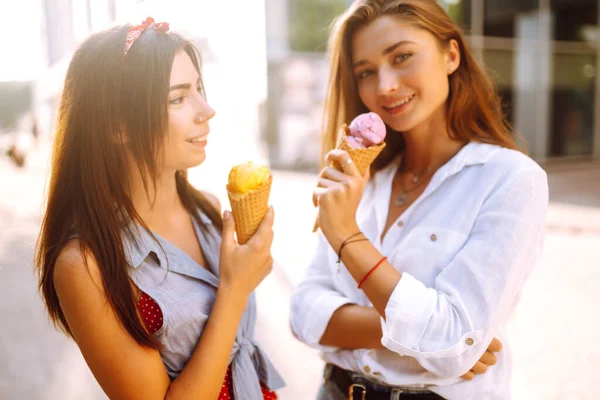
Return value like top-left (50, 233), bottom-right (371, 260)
top-left (356, 69), bottom-right (374, 80)
top-left (169, 96), bottom-right (187, 105)
top-left (394, 53), bottom-right (413, 63)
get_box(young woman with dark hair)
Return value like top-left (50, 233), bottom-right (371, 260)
top-left (35, 18), bottom-right (284, 400)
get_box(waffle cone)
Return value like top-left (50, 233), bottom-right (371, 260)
top-left (227, 175), bottom-right (272, 244)
top-left (313, 126), bottom-right (386, 232)
top-left (335, 128), bottom-right (386, 174)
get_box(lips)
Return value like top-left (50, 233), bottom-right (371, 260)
top-left (383, 94), bottom-right (416, 109)
top-left (382, 94), bottom-right (416, 115)
top-left (186, 134), bottom-right (208, 143)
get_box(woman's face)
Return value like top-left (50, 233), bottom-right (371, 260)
top-left (351, 16), bottom-right (459, 133)
top-left (162, 50), bottom-right (215, 171)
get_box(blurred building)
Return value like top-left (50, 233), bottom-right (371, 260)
top-left (265, 0), bottom-right (600, 171)
top-left (36, 0), bottom-right (140, 135)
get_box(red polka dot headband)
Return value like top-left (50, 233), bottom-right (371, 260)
top-left (124, 17), bottom-right (170, 58)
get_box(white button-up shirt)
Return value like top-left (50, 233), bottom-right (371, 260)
top-left (290, 142), bottom-right (548, 400)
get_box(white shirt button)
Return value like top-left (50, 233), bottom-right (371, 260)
top-left (397, 220), bottom-right (404, 227)
top-left (466, 338), bottom-right (475, 346)
top-left (363, 365), bottom-right (371, 373)
top-left (430, 233), bottom-right (438, 241)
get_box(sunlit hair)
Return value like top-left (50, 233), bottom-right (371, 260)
top-left (35, 25), bottom-right (221, 348)
top-left (322, 0), bottom-right (523, 172)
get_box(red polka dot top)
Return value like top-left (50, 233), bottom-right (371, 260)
top-left (138, 292), bottom-right (277, 400)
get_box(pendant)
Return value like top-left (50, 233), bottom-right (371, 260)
top-left (395, 192), bottom-right (409, 207)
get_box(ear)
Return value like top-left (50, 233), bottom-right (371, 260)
top-left (446, 39), bottom-right (461, 75)
top-left (118, 131), bottom-right (130, 144)
top-left (111, 124), bottom-right (130, 144)
top-left (110, 131), bottom-right (129, 144)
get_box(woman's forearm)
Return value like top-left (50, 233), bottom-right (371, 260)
top-left (166, 286), bottom-right (247, 400)
top-left (320, 304), bottom-right (384, 349)
top-left (330, 237), bottom-right (401, 317)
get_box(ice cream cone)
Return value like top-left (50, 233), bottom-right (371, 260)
top-left (313, 125), bottom-right (386, 232)
top-left (313, 124), bottom-right (385, 232)
top-left (335, 125), bottom-right (386, 175)
top-left (227, 175), bottom-right (272, 244)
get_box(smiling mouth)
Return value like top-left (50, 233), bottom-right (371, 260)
top-left (186, 135), bottom-right (208, 143)
top-left (382, 94), bottom-right (416, 114)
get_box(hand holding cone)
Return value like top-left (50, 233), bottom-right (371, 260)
top-left (313, 112), bottom-right (387, 232)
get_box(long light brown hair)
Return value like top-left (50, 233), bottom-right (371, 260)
top-left (35, 25), bottom-right (222, 348)
top-left (322, 0), bottom-right (522, 173)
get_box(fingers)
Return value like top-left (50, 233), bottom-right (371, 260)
top-left (362, 166), bottom-right (371, 181)
top-left (317, 177), bottom-right (337, 188)
top-left (460, 362), bottom-right (487, 381)
top-left (313, 178), bottom-right (337, 206)
top-left (325, 150), bottom-right (360, 177)
top-left (461, 348), bottom-right (499, 381)
top-left (321, 166), bottom-right (348, 183)
top-left (460, 370), bottom-right (474, 380)
top-left (249, 206), bottom-right (274, 249)
top-left (470, 361), bottom-right (488, 375)
top-left (313, 187), bottom-right (329, 206)
top-left (487, 338), bottom-right (503, 353)
top-left (479, 350), bottom-right (497, 366)
top-left (220, 210), bottom-right (236, 249)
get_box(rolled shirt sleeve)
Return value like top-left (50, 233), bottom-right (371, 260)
top-left (290, 232), bottom-right (355, 352)
top-left (381, 166), bottom-right (548, 378)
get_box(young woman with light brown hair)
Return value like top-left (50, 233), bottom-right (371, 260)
top-left (35, 18), bottom-right (283, 400)
top-left (290, 1), bottom-right (548, 399)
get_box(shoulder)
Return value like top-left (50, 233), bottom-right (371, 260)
top-left (201, 191), bottom-right (221, 213)
top-left (489, 145), bottom-right (544, 172)
top-left (474, 144), bottom-right (549, 205)
top-left (473, 144), bottom-right (547, 185)
top-left (53, 239), bottom-right (104, 300)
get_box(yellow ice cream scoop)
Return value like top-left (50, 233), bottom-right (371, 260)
top-left (227, 162), bottom-right (271, 193)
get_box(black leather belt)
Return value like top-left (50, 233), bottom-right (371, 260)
top-left (327, 364), bottom-right (445, 400)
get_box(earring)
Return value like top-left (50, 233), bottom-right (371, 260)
top-left (194, 114), bottom-right (203, 123)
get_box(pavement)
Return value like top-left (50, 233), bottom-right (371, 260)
top-left (1, 140), bottom-right (599, 399)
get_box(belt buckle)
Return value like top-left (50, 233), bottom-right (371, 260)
top-left (390, 389), bottom-right (404, 400)
top-left (348, 383), bottom-right (366, 400)
top-left (323, 364), bottom-right (333, 385)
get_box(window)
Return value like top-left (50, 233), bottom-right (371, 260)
top-left (484, 0), bottom-right (538, 38)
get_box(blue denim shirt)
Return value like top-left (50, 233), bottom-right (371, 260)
top-left (123, 209), bottom-right (285, 399)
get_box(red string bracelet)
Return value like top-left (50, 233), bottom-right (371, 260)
top-left (357, 256), bottom-right (387, 289)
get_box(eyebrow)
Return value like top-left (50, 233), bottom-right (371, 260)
top-left (353, 40), bottom-right (417, 68)
top-left (169, 77), bottom-right (201, 92)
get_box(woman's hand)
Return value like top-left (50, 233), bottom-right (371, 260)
top-left (219, 207), bottom-right (275, 299)
top-left (461, 338), bottom-right (503, 380)
top-left (312, 150), bottom-right (369, 249)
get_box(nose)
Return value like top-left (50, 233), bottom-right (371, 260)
top-left (194, 96), bottom-right (216, 123)
top-left (377, 66), bottom-right (399, 96)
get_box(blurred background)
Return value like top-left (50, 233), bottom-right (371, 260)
top-left (1, 0), bottom-right (599, 399)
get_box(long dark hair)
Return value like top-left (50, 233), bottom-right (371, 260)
top-left (35, 24), bottom-right (222, 348)
top-left (322, 0), bottom-right (523, 173)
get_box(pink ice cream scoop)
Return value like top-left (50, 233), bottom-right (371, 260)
top-left (347, 112), bottom-right (386, 149)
